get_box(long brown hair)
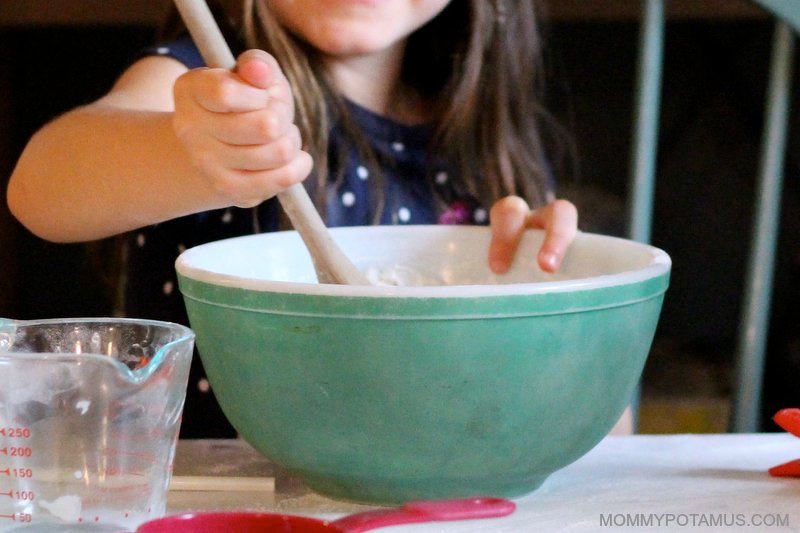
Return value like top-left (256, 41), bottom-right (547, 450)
top-left (163, 0), bottom-right (556, 220)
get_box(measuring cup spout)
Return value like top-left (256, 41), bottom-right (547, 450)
top-left (125, 323), bottom-right (196, 385)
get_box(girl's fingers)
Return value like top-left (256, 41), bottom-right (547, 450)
top-left (178, 68), bottom-right (270, 113)
top-left (207, 150), bottom-right (314, 208)
top-left (177, 51), bottom-right (293, 114)
top-left (488, 196), bottom-right (530, 274)
top-left (214, 125), bottom-right (303, 171)
top-left (209, 106), bottom-right (294, 145)
top-left (235, 50), bottom-right (295, 111)
top-left (527, 199), bottom-right (578, 272)
top-left (488, 196), bottom-right (578, 274)
top-left (173, 48), bottom-right (310, 207)
top-left (235, 49), bottom-right (278, 90)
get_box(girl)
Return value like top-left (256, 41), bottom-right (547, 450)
top-left (7, 0), bottom-right (580, 436)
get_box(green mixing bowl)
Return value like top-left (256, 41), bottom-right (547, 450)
top-left (175, 226), bottom-right (670, 504)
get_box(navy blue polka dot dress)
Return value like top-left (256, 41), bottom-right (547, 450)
top-left (127, 38), bottom-right (488, 438)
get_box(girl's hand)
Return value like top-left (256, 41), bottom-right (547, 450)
top-left (488, 196), bottom-right (578, 273)
top-left (172, 49), bottom-right (313, 208)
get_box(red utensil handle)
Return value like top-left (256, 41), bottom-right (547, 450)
top-left (773, 408), bottom-right (800, 438)
top-left (332, 497), bottom-right (516, 532)
top-left (404, 497), bottom-right (516, 518)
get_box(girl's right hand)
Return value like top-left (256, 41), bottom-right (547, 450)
top-left (172, 49), bottom-right (314, 208)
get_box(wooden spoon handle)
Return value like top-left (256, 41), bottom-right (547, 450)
top-left (173, 0), bottom-right (235, 69)
top-left (173, 0), bottom-right (370, 285)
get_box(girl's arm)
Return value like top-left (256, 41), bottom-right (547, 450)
top-left (7, 50), bottom-right (311, 243)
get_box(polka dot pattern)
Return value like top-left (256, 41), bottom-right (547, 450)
top-left (398, 207), bottom-right (411, 223)
top-left (341, 191), bottom-right (356, 207)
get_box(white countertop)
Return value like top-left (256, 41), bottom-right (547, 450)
top-left (168, 434), bottom-right (800, 531)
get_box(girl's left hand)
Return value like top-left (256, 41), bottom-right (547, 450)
top-left (488, 196), bottom-right (578, 273)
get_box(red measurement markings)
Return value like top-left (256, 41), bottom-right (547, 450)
top-left (0, 447), bottom-right (32, 457)
top-left (0, 513), bottom-right (30, 522)
top-left (0, 427), bottom-right (32, 439)
top-left (83, 482), bottom-right (149, 506)
top-left (0, 468), bottom-right (32, 478)
top-left (100, 447), bottom-right (156, 463)
top-left (102, 466), bottom-right (145, 477)
top-left (0, 489), bottom-right (37, 501)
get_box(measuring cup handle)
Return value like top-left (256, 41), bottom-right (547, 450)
top-left (331, 497), bottom-right (515, 532)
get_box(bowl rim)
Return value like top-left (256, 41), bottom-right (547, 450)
top-left (175, 226), bottom-right (671, 298)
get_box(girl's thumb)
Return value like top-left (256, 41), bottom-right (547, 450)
top-left (235, 49), bottom-right (275, 90)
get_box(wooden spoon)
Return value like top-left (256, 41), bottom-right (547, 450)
top-left (173, 0), bottom-right (370, 285)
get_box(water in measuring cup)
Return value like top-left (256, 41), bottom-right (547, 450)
top-left (0, 357), bottom-right (181, 529)
top-left (0, 413), bottom-right (173, 532)
top-left (0, 476), bottom-right (161, 532)
top-left (0, 419), bottom-right (170, 530)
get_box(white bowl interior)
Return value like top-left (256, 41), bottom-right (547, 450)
top-left (176, 226), bottom-right (670, 297)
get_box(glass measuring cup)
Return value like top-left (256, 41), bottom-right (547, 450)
top-left (0, 318), bottom-right (194, 532)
